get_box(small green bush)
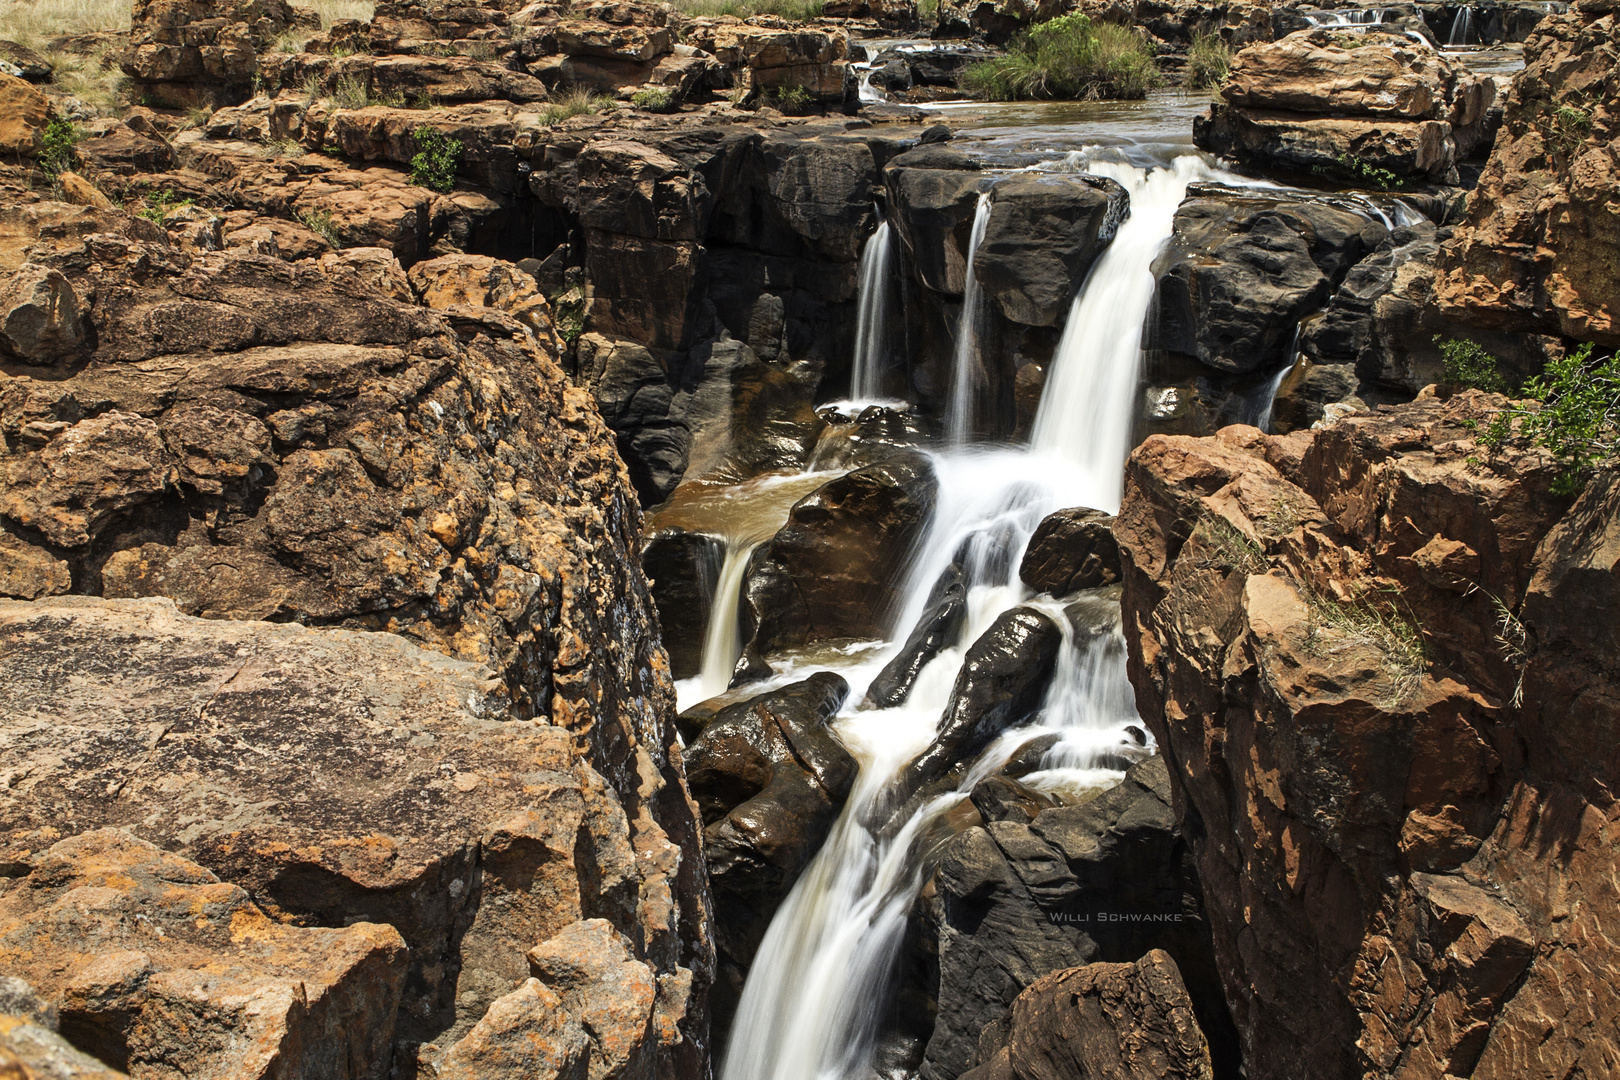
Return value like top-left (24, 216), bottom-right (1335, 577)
top-left (409, 126), bottom-right (462, 193)
top-left (1437, 335), bottom-right (1508, 393)
top-left (1186, 30), bottom-right (1232, 90)
top-left (38, 117), bottom-right (80, 176)
top-left (632, 86), bottom-right (674, 112)
top-left (1331, 153), bottom-right (1402, 191)
top-left (1477, 343), bottom-right (1620, 494)
top-left (771, 83), bottom-right (814, 114)
top-left (135, 188), bottom-right (193, 223)
top-left (963, 14), bottom-right (1160, 102)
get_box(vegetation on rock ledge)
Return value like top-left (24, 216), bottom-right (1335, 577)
top-left (1186, 30), bottom-right (1233, 90)
top-left (964, 14), bottom-right (1160, 102)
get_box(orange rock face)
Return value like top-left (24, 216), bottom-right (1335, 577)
top-left (1435, 8), bottom-right (1620, 346)
top-left (0, 829), bottom-right (408, 1080)
top-left (1116, 394), bottom-right (1620, 1080)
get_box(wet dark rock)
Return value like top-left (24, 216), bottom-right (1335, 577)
top-left (682, 672), bottom-right (857, 1042)
top-left (809, 404), bottom-right (926, 473)
top-left (1152, 193), bottom-right (1389, 376)
top-left (905, 48), bottom-right (999, 87)
top-left (870, 59), bottom-right (914, 91)
top-left (642, 526), bottom-right (723, 680)
top-left (970, 775), bottom-right (1060, 826)
top-left (1019, 507), bottom-right (1121, 596)
top-left (866, 560), bottom-right (967, 708)
top-left (907, 606), bottom-right (1064, 788)
top-left (922, 756), bottom-right (1239, 1080)
top-left (1001, 733), bottom-right (1063, 780)
top-left (741, 452), bottom-right (937, 655)
top-left (886, 159), bottom-right (991, 297)
top-left (974, 175), bottom-right (1128, 329)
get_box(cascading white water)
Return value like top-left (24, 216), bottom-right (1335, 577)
top-left (1448, 5), bottom-right (1475, 44)
top-left (698, 541), bottom-right (759, 699)
top-left (851, 220), bottom-right (896, 401)
top-left (1029, 154), bottom-right (1233, 514)
top-left (720, 150), bottom-right (1254, 1080)
top-left (1239, 325), bottom-right (1303, 434)
top-left (945, 192), bottom-right (993, 445)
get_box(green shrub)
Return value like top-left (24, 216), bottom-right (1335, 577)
top-left (1548, 102), bottom-right (1592, 157)
top-left (1186, 30), bottom-right (1232, 90)
top-left (1477, 343), bottom-right (1620, 494)
top-left (771, 83), bottom-right (814, 114)
top-left (1330, 153), bottom-right (1402, 191)
top-left (38, 118), bottom-right (80, 176)
top-left (963, 14), bottom-right (1160, 102)
top-left (632, 86), bottom-right (674, 112)
top-left (409, 126), bottom-right (462, 192)
top-left (1436, 335), bottom-right (1508, 393)
top-left (135, 188), bottom-right (193, 223)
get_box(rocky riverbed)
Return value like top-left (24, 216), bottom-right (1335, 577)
top-left (1, 0), bottom-right (1617, 1077)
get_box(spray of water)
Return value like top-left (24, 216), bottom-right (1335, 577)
top-left (851, 220), bottom-right (897, 402)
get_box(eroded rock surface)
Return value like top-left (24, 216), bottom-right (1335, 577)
top-left (1116, 393), bottom-right (1619, 1080)
top-left (1435, 7), bottom-right (1620, 345)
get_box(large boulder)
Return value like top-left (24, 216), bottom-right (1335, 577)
top-left (681, 674), bottom-right (857, 1040)
top-left (1018, 506), bottom-right (1121, 596)
top-left (922, 757), bottom-right (1237, 1080)
top-left (964, 951), bottom-right (1215, 1080)
top-left (1193, 29), bottom-right (1496, 182)
top-left (906, 605), bottom-right (1064, 788)
top-left (1150, 193), bottom-right (1389, 375)
top-left (0, 827), bottom-right (408, 1080)
top-left (124, 0), bottom-right (308, 108)
top-left (1114, 393), bottom-right (1619, 1080)
top-left (0, 73), bottom-right (48, 158)
top-left (1435, 9), bottom-right (1620, 346)
top-left (740, 452), bottom-right (937, 655)
top-left (973, 175), bottom-right (1128, 329)
top-left (0, 240), bottom-right (713, 1075)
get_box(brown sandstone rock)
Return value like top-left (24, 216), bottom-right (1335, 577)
top-left (432, 980), bottom-right (591, 1080)
top-left (527, 920), bottom-right (659, 1080)
top-left (0, 241), bottom-right (713, 1073)
top-left (124, 0), bottom-right (305, 108)
top-left (0, 264), bottom-right (85, 366)
top-left (1115, 393), bottom-right (1620, 1080)
top-left (0, 74), bottom-right (48, 158)
top-left (0, 979), bottom-right (128, 1080)
top-left (1435, 10), bottom-right (1620, 345)
top-left (965, 950), bottom-right (1214, 1080)
top-left (0, 828), bottom-right (408, 1080)
top-left (1194, 29), bottom-right (1495, 181)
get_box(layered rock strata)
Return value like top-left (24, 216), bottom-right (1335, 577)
top-left (1116, 393), bottom-right (1620, 1080)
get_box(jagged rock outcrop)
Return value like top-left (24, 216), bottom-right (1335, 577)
top-left (1116, 392), bottom-right (1620, 1079)
top-left (922, 757), bottom-right (1237, 1080)
top-left (973, 175), bottom-right (1128, 329)
top-left (1194, 29), bottom-right (1496, 182)
top-left (124, 0), bottom-right (315, 108)
top-left (963, 951), bottom-right (1214, 1080)
top-left (0, 978), bottom-right (128, 1080)
top-left (680, 673), bottom-right (856, 1042)
top-left (1435, 6), bottom-right (1620, 346)
top-left (0, 237), bottom-right (713, 1074)
top-left (0, 827), bottom-right (408, 1080)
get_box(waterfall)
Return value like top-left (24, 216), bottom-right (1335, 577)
top-left (851, 220), bottom-right (896, 402)
top-left (1029, 154), bottom-right (1227, 514)
top-left (1448, 6), bottom-right (1475, 44)
top-left (698, 541), bottom-right (758, 699)
top-left (718, 151), bottom-right (1249, 1080)
top-left (945, 192), bottom-right (993, 446)
top-left (858, 67), bottom-right (888, 103)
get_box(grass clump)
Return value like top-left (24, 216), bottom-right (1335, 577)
top-left (664, 0), bottom-right (823, 17)
top-left (632, 86), bottom-right (674, 112)
top-left (1475, 342), bottom-right (1620, 495)
top-left (1187, 512), bottom-right (1268, 575)
top-left (539, 87), bottom-right (611, 125)
top-left (1304, 584), bottom-right (1427, 704)
top-left (1186, 30), bottom-right (1232, 90)
top-left (328, 73), bottom-right (404, 109)
top-left (38, 118), bottom-right (80, 176)
top-left (409, 126), bottom-right (461, 192)
top-left (963, 14), bottom-right (1160, 102)
top-left (298, 208), bottom-right (341, 247)
top-left (550, 285), bottom-right (586, 346)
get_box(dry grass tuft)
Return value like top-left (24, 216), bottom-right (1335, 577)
top-left (1303, 584), bottom-right (1427, 705)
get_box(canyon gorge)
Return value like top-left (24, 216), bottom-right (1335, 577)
top-left (0, 0), bottom-right (1616, 1077)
